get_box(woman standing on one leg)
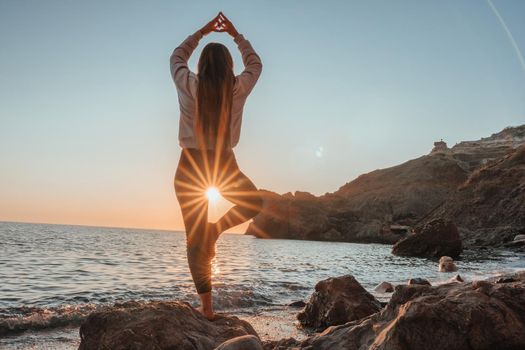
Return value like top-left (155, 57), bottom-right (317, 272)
top-left (170, 12), bottom-right (263, 320)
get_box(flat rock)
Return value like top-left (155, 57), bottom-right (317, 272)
top-left (506, 239), bottom-right (525, 248)
top-left (449, 274), bottom-right (464, 283)
top-left (78, 301), bottom-right (258, 350)
top-left (297, 275), bottom-right (381, 331)
top-left (374, 281), bottom-right (394, 293)
top-left (288, 300), bottom-right (306, 308)
top-left (215, 335), bottom-right (263, 350)
top-left (392, 219), bottom-right (462, 258)
top-left (407, 278), bottom-right (431, 286)
top-left (496, 277), bottom-right (517, 284)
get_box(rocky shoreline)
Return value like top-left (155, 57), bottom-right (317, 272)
top-left (77, 271), bottom-right (525, 350)
top-left (245, 125), bottom-right (525, 249)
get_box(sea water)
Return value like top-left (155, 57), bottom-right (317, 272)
top-left (1, 221), bottom-right (524, 348)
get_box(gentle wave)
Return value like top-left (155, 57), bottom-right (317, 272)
top-left (0, 285), bottom-right (277, 336)
top-left (0, 304), bottom-right (101, 336)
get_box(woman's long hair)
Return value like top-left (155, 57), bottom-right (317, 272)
top-left (196, 43), bottom-right (234, 150)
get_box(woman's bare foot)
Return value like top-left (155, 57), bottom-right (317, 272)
top-left (196, 305), bottom-right (215, 321)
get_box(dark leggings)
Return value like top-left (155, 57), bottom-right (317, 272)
top-left (174, 147), bottom-right (263, 294)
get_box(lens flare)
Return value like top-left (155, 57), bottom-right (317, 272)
top-left (487, 0), bottom-right (525, 76)
top-left (206, 187), bottom-right (220, 203)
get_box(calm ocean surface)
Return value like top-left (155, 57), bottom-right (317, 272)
top-left (1, 221), bottom-right (525, 348)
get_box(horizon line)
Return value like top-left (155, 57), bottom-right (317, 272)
top-left (0, 219), bottom-right (246, 235)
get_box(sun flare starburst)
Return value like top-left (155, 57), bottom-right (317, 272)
top-left (206, 187), bottom-right (221, 203)
top-left (174, 148), bottom-right (272, 238)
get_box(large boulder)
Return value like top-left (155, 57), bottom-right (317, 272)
top-left (78, 301), bottom-right (258, 350)
top-left (285, 271), bottom-right (525, 350)
top-left (392, 219), bottom-right (462, 258)
top-left (297, 275), bottom-right (381, 331)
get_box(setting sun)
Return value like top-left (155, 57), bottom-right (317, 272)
top-left (206, 187), bottom-right (221, 203)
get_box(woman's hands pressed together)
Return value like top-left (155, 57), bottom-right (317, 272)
top-left (199, 12), bottom-right (239, 38)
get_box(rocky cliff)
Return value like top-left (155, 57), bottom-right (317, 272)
top-left (245, 125), bottom-right (525, 247)
top-left (422, 144), bottom-right (525, 247)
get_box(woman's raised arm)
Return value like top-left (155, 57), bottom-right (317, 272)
top-left (233, 33), bottom-right (263, 97)
top-left (169, 14), bottom-right (221, 91)
top-left (218, 12), bottom-right (263, 96)
top-left (169, 30), bottom-right (202, 91)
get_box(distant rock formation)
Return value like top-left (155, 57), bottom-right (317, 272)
top-left (245, 190), bottom-right (333, 241)
top-left (247, 125), bottom-right (525, 247)
top-left (431, 139), bottom-right (449, 153)
top-left (449, 124), bottom-right (525, 171)
top-left (391, 219), bottom-right (462, 258)
top-left (247, 155), bottom-right (469, 244)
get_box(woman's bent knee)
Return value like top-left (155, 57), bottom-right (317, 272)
top-left (249, 192), bottom-right (263, 218)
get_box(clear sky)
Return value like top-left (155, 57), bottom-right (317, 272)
top-left (1, 0), bottom-right (524, 232)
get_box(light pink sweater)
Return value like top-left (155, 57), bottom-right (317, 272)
top-left (170, 30), bottom-right (263, 149)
